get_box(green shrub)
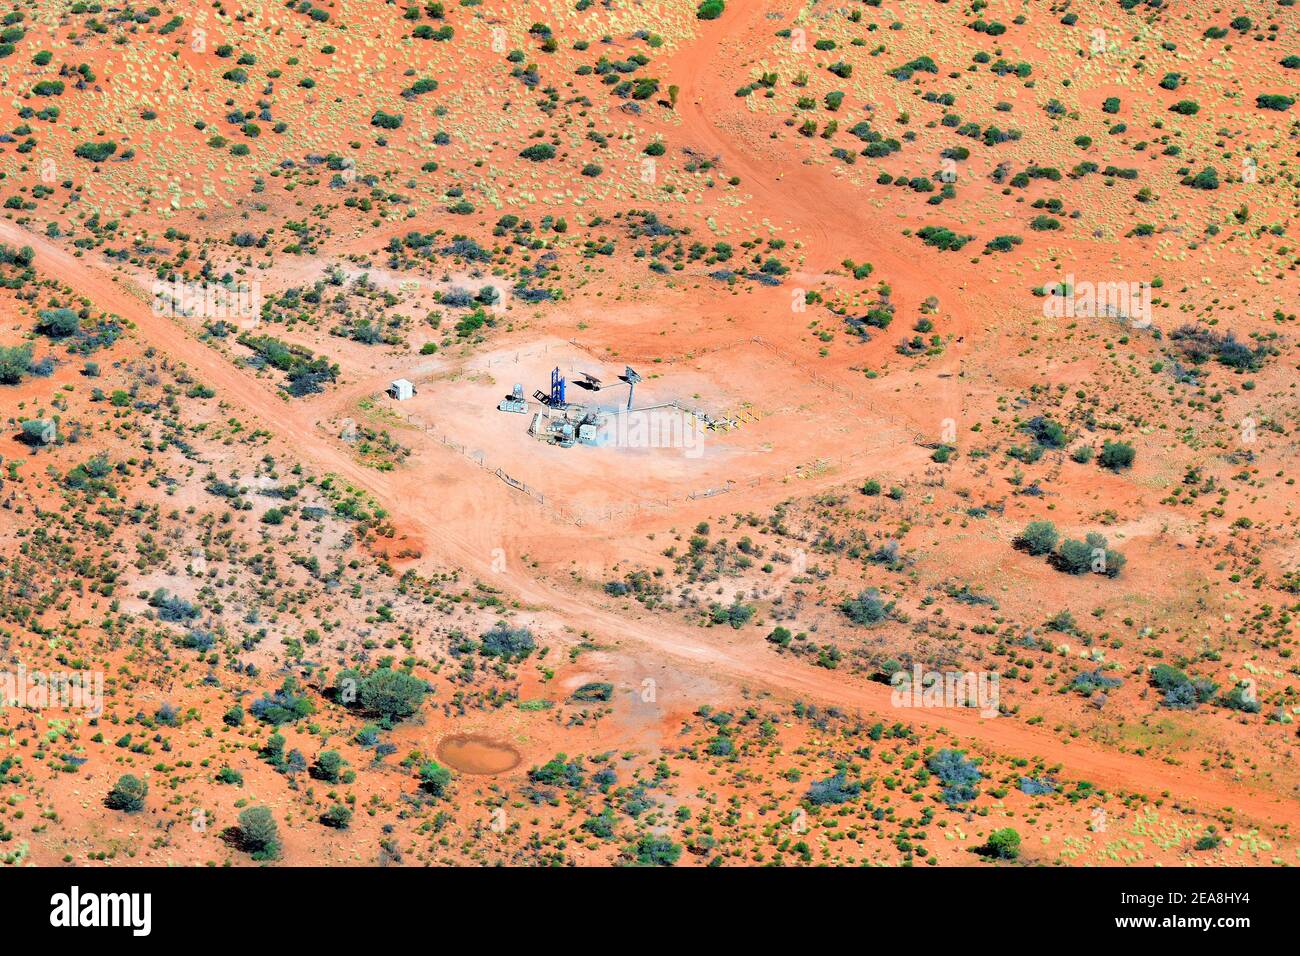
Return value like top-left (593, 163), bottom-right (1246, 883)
top-left (1256, 93), bottom-right (1295, 111)
top-left (982, 828), bottom-right (1020, 859)
top-left (1017, 521), bottom-right (1059, 556)
top-left (519, 143), bottom-right (556, 162)
top-left (105, 774), bottom-right (148, 812)
top-left (1181, 167), bottom-right (1219, 190)
top-left (916, 225), bottom-right (971, 251)
top-left (571, 682), bottom-right (614, 702)
top-left (249, 677), bottom-right (314, 725)
top-left (321, 804), bottom-right (353, 829)
top-left (336, 666), bottom-right (429, 721)
top-left (1098, 440), bottom-right (1135, 470)
top-left (633, 835), bottom-right (682, 865)
top-left (479, 624), bottom-right (536, 661)
top-left (1024, 416), bottom-right (1067, 448)
top-left (237, 806), bottom-right (281, 860)
top-left (1055, 532), bottom-right (1125, 577)
top-left (312, 750), bottom-right (344, 782)
top-left (805, 772), bottom-right (862, 805)
top-left (418, 760), bottom-right (452, 797)
top-left (19, 419), bottom-right (55, 446)
top-left (711, 600), bottom-right (754, 629)
top-left (1194, 828), bottom-right (1223, 851)
top-left (76, 141), bottom-right (118, 162)
top-left (841, 588), bottom-right (889, 625)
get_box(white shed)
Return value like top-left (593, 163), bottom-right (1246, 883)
top-left (388, 378), bottom-right (415, 401)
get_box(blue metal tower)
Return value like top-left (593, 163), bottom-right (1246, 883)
top-left (550, 367), bottom-right (566, 406)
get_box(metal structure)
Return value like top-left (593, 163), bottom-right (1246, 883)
top-left (497, 383), bottom-right (527, 414)
top-left (550, 366), bottom-right (566, 407)
top-left (507, 363), bottom-right (728, 452)
top-left (529, 406), bottom-right (582, 447)
top-left (624, 365), bottom-right (642, 411)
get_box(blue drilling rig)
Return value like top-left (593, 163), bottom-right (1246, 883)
top-left (549, 366), bottom-right (566, 406)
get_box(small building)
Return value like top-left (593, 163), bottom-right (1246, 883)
top-left (387, 378), bottom-right (415, 401)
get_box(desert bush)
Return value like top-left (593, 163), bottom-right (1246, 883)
top-left (1194, 828), bottom-right (1224, 851)
top-left (711, 600), bottom-right (754, 628)
top-left (1098, 440), bottom-right (1135, 470)
top-left (19, 419), bottom-right (54, 446)
top-left (1055, 532), bottom-right (1124, 576)
top-left (312, 750), bottom-right (344, 782)
top-left (1045, 610), bottom-right (1077, 633)
top-left (633, 835), bottom-right (682, 866)
top-left (927, 749), bottom-right (974, 781)
top-left (519, 143), bottom-right (556, 162)
top-left (983, 234), bottom-right (1022, 253)
top-left (105, 774), bottom-right (148, 812)
top-left (237, 806), bottom-right (280, 860)
top-left (529, 753), bottom-right (585, 788)
top-left (36, 307), bottom-right (79, 337)
top-left (1072, 669), bottom-right (1122, 695)
top-left (73, 141), bottom-right (116, 162)
top-left (418, 760), bottom-right (452, 797)
top-left (1017, 521), bottom-right (1058, 556)
top-left (480, 624), bottom-right (537, 661)
top-left (1256, 94), bottom-right (1294, 111)
top-left (571, 682), bottom-right (613, 702)
top-left (336, 666), bottom-right (428, 722)
top-left (1150, 664), bottom-right (1217, 710)
top-left (1181, 167), bottom-right (1220, 190)
top-left (321, 804), bottom-right (353, 829)
top-left (1019, 777), bottom-right (1056, 796)
top-left (1221, 682), bottom-right (1261, 714)
top-left (149, 588), bottom-right (200, 622)
top-left (0, 343), bottom-right (34, 383)
top-left (249, 677), bottom-right (314, 725)
top-left (1023, 416), bottom-right (1067, 448)
top-left (841, 588), bottom-right (889, 625)
top-left (805, 773), bottom-right (861, 805)
top-left (916, 225), bottom-right (971, 251)
top-left (928, 749), bottom-right (981, 805)
top-left (981, 828), bottom-right (1020, 859)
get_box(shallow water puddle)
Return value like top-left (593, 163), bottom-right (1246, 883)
top-left (436, 734), bottom-right (522, 775)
